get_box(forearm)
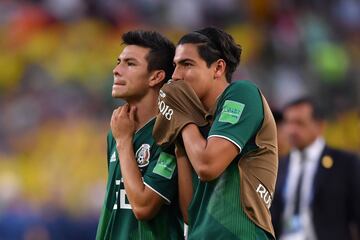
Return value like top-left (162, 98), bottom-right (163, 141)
top-left (116, 139), bottom-right (165, 220)
top-left (116, 141), bottom-right (147, 206)
top-left (176, 145), bottom-right (193, 224)
top-left (111, 105), bottom-right (164, 219)
top-left (181, 123), bottom-right (239, 181)
top-left (181, 124), bottom-right (212, 180)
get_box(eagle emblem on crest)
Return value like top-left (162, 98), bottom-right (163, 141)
top-left (135, 144), bottom-right (150, 167)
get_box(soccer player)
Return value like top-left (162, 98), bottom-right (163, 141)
top-left (96, 30), bottom-right (183, 240)
top-left (173, 27), bottom-right (278, 239)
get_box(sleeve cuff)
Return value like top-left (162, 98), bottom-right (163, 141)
top-left (208, 135), bottom-right (242, 153)
top-left (143, 181), bottom-right (171, 205)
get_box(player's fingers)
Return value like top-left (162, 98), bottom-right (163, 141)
top-left (120, 104), bottom-right (129, 116)
top-left (110, 110), bottom-right (116, 127)
top-left (111, 107), bottom-right (120, 120)
top-left (129, 106), bottom-right (137, 121)
top-left (114, 105), bottom-right (122, 113)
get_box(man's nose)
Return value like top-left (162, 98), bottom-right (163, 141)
top-left (113, 65), bottom-right (121, 76)
top-left (113, 66), bottom-right (118, 75)
top-left (171, 67), bottom-right (181, 81)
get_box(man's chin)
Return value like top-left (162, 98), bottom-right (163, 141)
top-left (112, 92), bottom-right (124, 98)
top-left (112, 95), bottom-right (123, 100)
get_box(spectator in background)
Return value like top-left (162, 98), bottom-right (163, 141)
top-left (272, 110), bottom-right (290, 158)
top-left (271, 97), bottom-right (360, 240)
top-left (96, 30), bottom-right (183, 239)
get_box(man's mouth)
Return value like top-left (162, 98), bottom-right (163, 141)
top-left (113, 79), bottom-right (126, 86)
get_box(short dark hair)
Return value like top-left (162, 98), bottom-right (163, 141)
top-left (122, 30), bottom-right (175, 82)
top-left (177, 27), bottom-right (242, 82)
top-left (283, 97), bottom-right (325, 120)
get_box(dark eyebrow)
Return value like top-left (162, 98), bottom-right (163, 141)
top-left (125, 57), bottom-right (139, 62)
top-left (175, 58), bottom-right (196, 65)
top-left (117, 57), bottom-right (140, 63)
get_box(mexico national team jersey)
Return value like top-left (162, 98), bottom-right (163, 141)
top-left (96, 118), bottom-right (183, 240)
top-left (188, 80), bottom-right (277, 240)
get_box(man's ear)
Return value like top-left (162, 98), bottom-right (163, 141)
top-left (149, 70), bottom-right (166, 87)
top-left (213, 59), bottom-right (226, 79)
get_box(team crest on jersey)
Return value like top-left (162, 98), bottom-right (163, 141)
top-left (135, 144), bottom-right (150, 167)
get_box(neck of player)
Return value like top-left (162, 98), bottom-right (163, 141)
top-left (202, 80), bottom-right (229, 111)
top-left (127, 92), bottom-right (158, 131)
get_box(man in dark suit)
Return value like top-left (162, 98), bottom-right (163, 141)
top-left (271, 97), bottom-right (360, 240)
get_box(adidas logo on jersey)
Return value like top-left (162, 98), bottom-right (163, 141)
top-left (110, 152), bottom-right (116, 162)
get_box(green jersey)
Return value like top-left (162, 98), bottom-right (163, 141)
top-left (96, 118), bottom-right (183, 240)
top-left (188, 81), bottom-right (276, 240)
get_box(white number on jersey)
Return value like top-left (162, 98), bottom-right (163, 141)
top-left (113, 178), bottom-right (132, 210)
top-left (158, 99), bottom-right (173, 120)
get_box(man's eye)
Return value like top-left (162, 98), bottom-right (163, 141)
top-left (127, 62), bottom-right (135, 66)
top-left (184, 62), bottom-right (192, 67)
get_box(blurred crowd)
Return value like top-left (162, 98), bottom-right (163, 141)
top-left (0, 0), bottom-right (359, 239)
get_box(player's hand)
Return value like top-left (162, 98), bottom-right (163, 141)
top-left (110, 104), bottom-right (137, 145)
